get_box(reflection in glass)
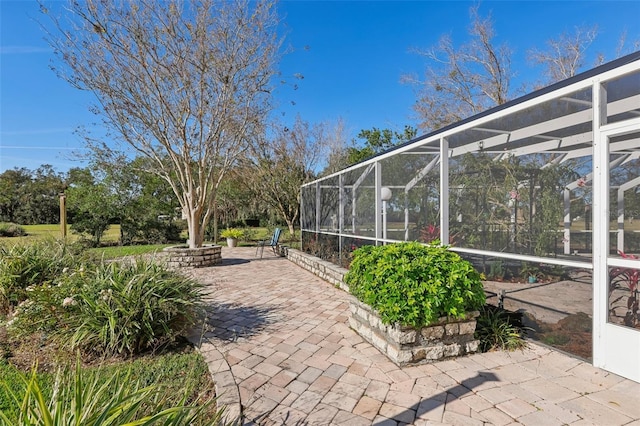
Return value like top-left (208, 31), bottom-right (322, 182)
top-left (609, 262), bottom-right (640, 330)
top-left (609, 132), bottom-right (640, 255)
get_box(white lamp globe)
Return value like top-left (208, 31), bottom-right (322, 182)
top-left (380, 186), bottom-right (392, 201)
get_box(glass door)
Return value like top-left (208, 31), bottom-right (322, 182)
top-left (595, 124), bottom-right (640, 382)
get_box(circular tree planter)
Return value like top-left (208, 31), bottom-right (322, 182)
top-left (163, 245), bottom-right (222, 268)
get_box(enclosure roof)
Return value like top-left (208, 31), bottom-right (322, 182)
top-left (345, 50), bottom-right (640, 170)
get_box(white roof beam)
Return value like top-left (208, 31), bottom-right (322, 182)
top-left (619, 175), bottom-right (640, 192)
top-left (352, 164), bottom-right (375, 191)
top-left (405, 155), bottom-right (440, 192)
top-left (566, 154), bottom-right (629, 190)
top-left (451, 133), bottom-right (511, 157)
top-left (450, 95), bottom-right (640, 159)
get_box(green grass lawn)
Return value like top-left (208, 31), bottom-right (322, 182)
top-left (88, 243), bottom-right (172, 259)
top-left (0, 224), bottom-right (121, 245)
top-left (1, 223), bottom-right (302, 250)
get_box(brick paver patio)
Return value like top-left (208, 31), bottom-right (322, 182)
top-left (188, 247), bottom-right (640, 425)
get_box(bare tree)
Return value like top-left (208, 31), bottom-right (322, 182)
top-left (528, 25), bottom-right (599, 85)
top-left (244, 116), bottom-right (330, 235)
top-left (403, 6), bottom-right (513, 132)
top-left (615, 30), bottom-right (640, 61)
top-left (320, 117), bottom-right (351, 176)
top-left (42, 0), bottom-right (281, 248)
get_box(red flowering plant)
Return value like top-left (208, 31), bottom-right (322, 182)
top-left (609, 251), bottom-right (639, 328)
top-left (419, 224), bottom-right (440, 243)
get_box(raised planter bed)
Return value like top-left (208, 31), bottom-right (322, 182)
top-left (163, 245), bottom-right (222, 268)
top-left (286, 248), bottom-right (349, 291)
top-left (286, 245), bottom-right (482, 366)
top-left (349, 298), bottom-right (480, 366)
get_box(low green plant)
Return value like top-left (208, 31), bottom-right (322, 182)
top-left (0, 223), bottom-right (27, 238)
top-left (475, 304), bottom-right (529, 352)
top-left (0, 359), bottom-right (220, 426)
top-left (7, 260), bottom-right (204, 356)
top-left (0, 239), bottom-right (80, 315)
top-left (219, 228), bottom-right (244, 239)
top-left (520, 262), bottom-right (542, 281)
top-left (345, 242), bottom-right (486, 327)
top-left (488, 259), bottom-right (505, 280)
top-left (70, 260), bottom-right (203, 356)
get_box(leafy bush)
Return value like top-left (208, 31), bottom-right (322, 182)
top-left (0, 239), bottom-right (80, 315)
top-left (220, 228), bottom-right (244, 239)
top-left (0, 223), bottom-right (26, 238)
top-left (120, 217), bottom-right (182, 245)
top-left (475, 305), bottom-right (529, 352)
top-left (345, 242), bottom-right (486, 327)
top-left (0, 358), bottom-right (221, 425)
top-left (7, 260), bottom-right (204, 356)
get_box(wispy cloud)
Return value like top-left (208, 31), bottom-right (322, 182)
top-left (1, 128), bottom-right (74, 136)
top-left (0, 146), bottom-right (87, 150)
top-left (0, 45), bottom-right (53, 54)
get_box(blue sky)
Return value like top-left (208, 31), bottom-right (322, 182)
top-left (1, 0), bottom-right (639, 173)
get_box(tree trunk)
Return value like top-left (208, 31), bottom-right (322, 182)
top-left (285, 219), bottom-right (295, 237)
top-left (213, 206), bottom-right (218, 244)
top-left (186, 210), bottom-right (205, 248)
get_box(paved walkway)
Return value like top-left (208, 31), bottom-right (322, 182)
top-left (188, 247), bottom-right (640, 425)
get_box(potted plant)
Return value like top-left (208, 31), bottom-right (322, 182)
top-left (345, 241), bottom-right (486, 366)
top-left (520, 262), bottom-right (542, 283)
top-left (220, 228), bottom-right (244, 248)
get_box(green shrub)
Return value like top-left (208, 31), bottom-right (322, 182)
top-left (0, 223), bottom-right (27, 238)
top-left (69, 260), bottom-right (203, 356)
top-left (241, 227), bottom-right (257, 242)
top-left (345, 242), bottom-right (486, 327)
top-left (0, 358), bottom-right (221, 426)
top-left (219, 228), bottom-right (244, 239)
top-left (475, 305), bottom-right (529, 352)
top-left (0, 239), bottom-right (80, 315)
top-left (7, 260), bottom-right (204, 356)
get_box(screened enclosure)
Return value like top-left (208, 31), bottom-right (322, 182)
top-left (301, 52), bottom-right (640, 382)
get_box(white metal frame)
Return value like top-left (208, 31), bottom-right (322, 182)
top-left (300, 54), bottom-right (640, 381)
top-left (592, 114), bottom-right (640, 382)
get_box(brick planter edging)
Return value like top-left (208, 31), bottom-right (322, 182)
top-left (285, 249), bottom-right (479, 366)
top-left (349, 299), bottom-right (480, 366)
top-left (163, 245), bottom-right (222, 268)
top-left (286, 249), bottom-right (349, 292)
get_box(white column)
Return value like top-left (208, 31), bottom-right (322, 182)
top-left (375, 162), bottom-right (382, 244)
top-left (315, 182), bottom-right (321, 233)
top-left (404, 191), bottom-right (409, 241)
top-left (592, 79), bottom-right (608, 368)
top-left (564, 189), bottom-right (571, 255)
top-left (617, 188), bottom-right (624, 253)
top-left (440, 137), bottom-right (449, 245)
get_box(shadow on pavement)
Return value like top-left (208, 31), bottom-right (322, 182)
top-left (218, 257), bottom-right (251, 266)
top-left (204, 302), bottom-right (279, 342)
top-left (244, 371), bottom-right (500, 425)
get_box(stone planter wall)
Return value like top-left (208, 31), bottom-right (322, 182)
top-left (285, 249), bottom-right (479, 366)
top-left (349, 299), bottom-right (480, 366)
top-left (286, 249), bottom-right (349, 291)
top-left (163, 245), bottom-right (222, 268)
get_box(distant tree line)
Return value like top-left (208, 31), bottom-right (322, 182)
top-left (0, 162), bottom-right (180, 246)
top-left (0, 165), bottom-right (66, 225)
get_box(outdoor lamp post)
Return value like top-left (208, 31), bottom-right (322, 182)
top-left (381, 186), bottom-right (392, 241)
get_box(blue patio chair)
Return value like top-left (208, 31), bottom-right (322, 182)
top-left (256, 227), bottom-right (282, 259)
